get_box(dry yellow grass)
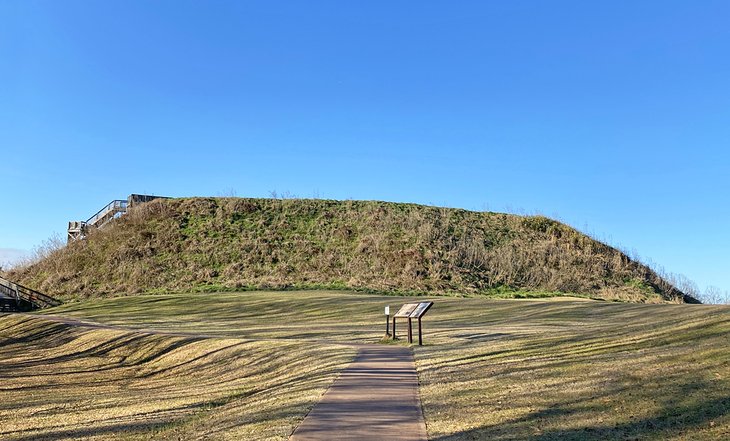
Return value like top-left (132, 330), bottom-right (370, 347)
top-left (2, 291), bottom-right (729, 440)
top-left (0, 313), bottom-right (354, 440)
top-left (414, 299), bottom-right (730, 440)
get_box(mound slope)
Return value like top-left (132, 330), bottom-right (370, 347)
top-left (8, 197), bottom-right (691, 302)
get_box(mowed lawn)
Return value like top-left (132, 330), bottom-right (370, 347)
top-left (2, 290), bottom-right (729, 440)
top-left (0, 312), bottom-right (355, 440)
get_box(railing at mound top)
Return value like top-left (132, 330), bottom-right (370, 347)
top-left (86, 199), bottom-right (128, 228)
top-left (0, 276), bottom-right (62, 309)
top-left (68, 194), bottom-right (167, 242)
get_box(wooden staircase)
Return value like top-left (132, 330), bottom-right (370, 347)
top-left (68, 194), bottom-right (166, 242)
top-left (67, 199), bottom-right (127, 241)
top-left (0, 276), bottom-right (62, 312)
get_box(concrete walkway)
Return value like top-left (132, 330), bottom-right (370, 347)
top-left (290, 345), bottom-right (427, 441)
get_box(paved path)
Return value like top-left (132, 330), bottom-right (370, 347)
top-left (290, 345), bottom-right (427, 441)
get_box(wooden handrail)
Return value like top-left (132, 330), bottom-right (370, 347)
top-left (0, 276), bottom-right (61, 309)
top-left (86, 199), bottom-right (128, 226)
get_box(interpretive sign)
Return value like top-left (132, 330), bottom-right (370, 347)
top-left (409, 301), bottom-right (433, 319)
top-left (391, 301), bottom-right (434, 345)
top-left (394, 303), bottom-right (419, 318)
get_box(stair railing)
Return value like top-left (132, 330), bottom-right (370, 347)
top-left (0, 276), bottom-right (62, 309)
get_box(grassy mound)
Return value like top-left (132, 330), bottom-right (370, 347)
top-left (8, 197), bottom-right (691, 302)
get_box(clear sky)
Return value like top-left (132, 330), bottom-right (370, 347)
top-left (2, 1), bottom-right (729, 296)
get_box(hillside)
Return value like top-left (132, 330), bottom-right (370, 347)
top-left (7, 197), bottom-right (693, 302)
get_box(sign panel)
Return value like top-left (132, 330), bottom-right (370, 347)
top-left (409, 301), bottom-right (433, 319)
top-left (384, 305), bottom-right (390, 315)
top-left (394, 303), bottom-right (419, 318)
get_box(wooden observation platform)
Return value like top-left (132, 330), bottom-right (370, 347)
top-left (68, 194), bottom-right (166, 242)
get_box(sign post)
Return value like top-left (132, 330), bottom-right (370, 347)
top-left (408, 316), bottom-right (413, 343)
top-left (418, 317), bottom-right (423, 346)
top-left (385, 305), bottom-right (391, 336)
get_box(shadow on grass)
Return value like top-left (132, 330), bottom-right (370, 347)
top-left (433, 379), bottom-right (729, 441)
top-left (10, 419), bottom-right (180, 441)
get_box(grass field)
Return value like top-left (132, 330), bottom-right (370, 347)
top-left (0, 312), bottom-right (355, 440)
top-left (2, 290), bottom-right (729, 440)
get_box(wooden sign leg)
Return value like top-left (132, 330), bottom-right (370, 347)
top-left (407, 318), bottom-right (413, 343)
top-left (418, 317), bottom-right (423, 346)
top-left (392, 317), bottom-right (397, 340)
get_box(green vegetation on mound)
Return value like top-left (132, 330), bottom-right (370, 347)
top-left (8, 197), bottom-right (691, 302)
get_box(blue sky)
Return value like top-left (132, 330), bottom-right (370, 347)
top-left (2, 1), bottom-right (729, 295)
